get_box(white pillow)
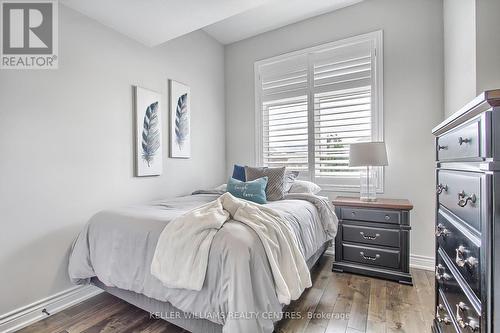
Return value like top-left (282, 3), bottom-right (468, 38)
top-left (214, 183), bottom-right (227, 191)
top-left (288, 180), bottom-right (321, 194)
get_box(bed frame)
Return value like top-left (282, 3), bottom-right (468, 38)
top-left (91, 241), bottom-right (330, 333)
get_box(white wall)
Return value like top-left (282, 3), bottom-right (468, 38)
top-left (443, 0), bottom-right (476, 117)
top-left (443, 0), bottom-right (500, 117)
top-left (225, 0), bottom-right (444, 261)
top-left (475, 0), bottom-right (500, 95)
top-left (0, 5), bottom-right (226, 315)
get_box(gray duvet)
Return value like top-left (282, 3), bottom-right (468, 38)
top-left (68, 192), bottom-right (335, 333)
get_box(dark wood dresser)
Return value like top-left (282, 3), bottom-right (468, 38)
top-left (432, 90), bottom-right (500, 333)
top-left (332, 196), bottom-right (413, 285)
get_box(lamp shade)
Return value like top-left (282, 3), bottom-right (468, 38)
top-left (349, 142), bottom-right (388, 167)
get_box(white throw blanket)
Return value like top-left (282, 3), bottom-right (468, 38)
top-left (151, 192), bottom-right (312, 305)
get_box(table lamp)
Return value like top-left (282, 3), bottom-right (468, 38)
top-left (349, 142), bottom-right (388, 201)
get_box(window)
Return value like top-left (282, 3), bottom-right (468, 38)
top-left (255, 31), bottom-right (383, 192)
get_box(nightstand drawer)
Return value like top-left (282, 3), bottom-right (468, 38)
top-left (343, 224), bottom-right (400, 248)
top-left (342, 243), bottom-right (400, 269)
top-left (340, 207), bottom-right (401, 224)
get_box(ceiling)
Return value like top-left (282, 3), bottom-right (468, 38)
top-left (203, 0), bottom-right (363, 45)
top-left (61, 0), bottom-right (363, 47)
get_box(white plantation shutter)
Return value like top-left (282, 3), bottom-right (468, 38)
top-left (255, 31), bottom-right (383, 191)
top-left (263, 96), bottom-right (309, 173)
top-left (259, 54), bottom-right (308, 99)
top-left (259, 54), bottom-right (311, 177)
top-left (314, 88), bottom-right (371, 177)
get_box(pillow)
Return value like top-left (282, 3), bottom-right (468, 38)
top-left (289, 180), bottom-right (321, 194)
top-left (245, 166), bottom-right (286, 201)
top-left (214, 183), bottom-right (227, 192)
top-left (227, 177), bottom-right (268, 204)
top-left (232, 164), bottom-right (246, 181)
top-left (284, 171), bottom-right (299, 193)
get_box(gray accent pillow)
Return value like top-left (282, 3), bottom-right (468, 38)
top-left (284, 171), bottom-right (300, 192)
top-left (245, 166), bottom-right (286, 201)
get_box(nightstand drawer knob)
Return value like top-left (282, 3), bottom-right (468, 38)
top-left (351, 211), bottom-right (356, 216)
top-left (360, 252), bottom-right (380, 261)
top-left (360, 231), bottom-right (380, 240)
top-left (384, 215), bottom-right (390, 220)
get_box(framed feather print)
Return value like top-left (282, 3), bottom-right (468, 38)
top-left (169, 80), bottom-right (191, 158)
top-left (134, 86), bottom-right (163, 176)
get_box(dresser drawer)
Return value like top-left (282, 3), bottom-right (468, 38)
top-left (437, 118), bottom-right (481, 161)
top-left (342, 224), bottom-right (400, 248)
top-left (342, 243), bottom-right (400, 270)
top-left (436, 212), bottom-right (480, 299)
top-left (437, 170), bottom-right (482, 232)
top-left (436, 289), bottom-right (459, 333)
top-left (439, 264), bottom-right (481, 333)
top-left (339, 207), bottom-right (400, 224)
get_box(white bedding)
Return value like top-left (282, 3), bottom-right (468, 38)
top-left (68, 192), bottom-right (338, 333)
top-left (151, 192), bottom-right (312, 305)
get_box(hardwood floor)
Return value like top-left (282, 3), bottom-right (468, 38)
top-left (16, 256), bottom-right (434, 333)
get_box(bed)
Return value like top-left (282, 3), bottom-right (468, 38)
top-left (68, 191), bottom-right (337, 333)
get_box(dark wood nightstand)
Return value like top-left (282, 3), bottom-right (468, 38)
top-left (332, 196), bottom-right (414, 285)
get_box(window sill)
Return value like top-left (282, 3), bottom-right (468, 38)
top-left (318, 183), bottom-right (384, 194)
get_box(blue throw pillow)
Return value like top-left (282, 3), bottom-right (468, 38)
top-left (227, 177), bottom-right (268, 204)
top-left (232, 164), bottom-right (246, 181)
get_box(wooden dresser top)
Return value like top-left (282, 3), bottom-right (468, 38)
top-left (332, 196), bottom-right (414, 210)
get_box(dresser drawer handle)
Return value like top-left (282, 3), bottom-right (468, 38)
top-left (384, 215), bottom-right (391, 221)
top-left (359, 232), bottom-right (380, 240)
top-left (458, 137), bottom-right (472, 145)
top-left (457, 191), bottom-right (476, 207)
top-left (436, 304), bottom-right (451, 325)
top-left (435, 264), bottom-right (452, 281)
top-left (438, 145), bottom-right (448, 151)
top-left (360, 252), bottom-right (380, 261)
top-left (456, 302), bottom-right (479, 331)
top-left (436, 183), bottom-right (448, 194)
top-left (435, 223), bottom-right (450, 237)
top-left (455, 245), bottom-right (479, 268)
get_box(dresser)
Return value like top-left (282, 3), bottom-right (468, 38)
top-left (332, 196), bottom-right (413, 285)
top-left (432, 90), bottom-right (500, 333)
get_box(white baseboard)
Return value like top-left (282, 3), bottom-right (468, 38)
top-left (410, 254), bottom-right (434, 271)
top-left (0, 285), bottom-right (102, 333)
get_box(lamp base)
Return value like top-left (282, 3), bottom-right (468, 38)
top-left (360, 166), bottom-right (377, 201)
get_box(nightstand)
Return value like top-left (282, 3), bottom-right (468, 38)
top-left (332, 196), bottom-right (413, 285)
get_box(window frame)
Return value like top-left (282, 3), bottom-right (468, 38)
top-left (254, 30), bottom-right (384, 193)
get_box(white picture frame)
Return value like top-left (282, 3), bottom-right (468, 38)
top-left (135, 86), bottom-right (163, 176)
top-left (169, 80), bottom-right (191, 158)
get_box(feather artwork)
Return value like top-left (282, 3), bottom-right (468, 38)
top-left (141, 101), bottom-right (160, 167)
top-left (174, 93), bottom-right (189, 149)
